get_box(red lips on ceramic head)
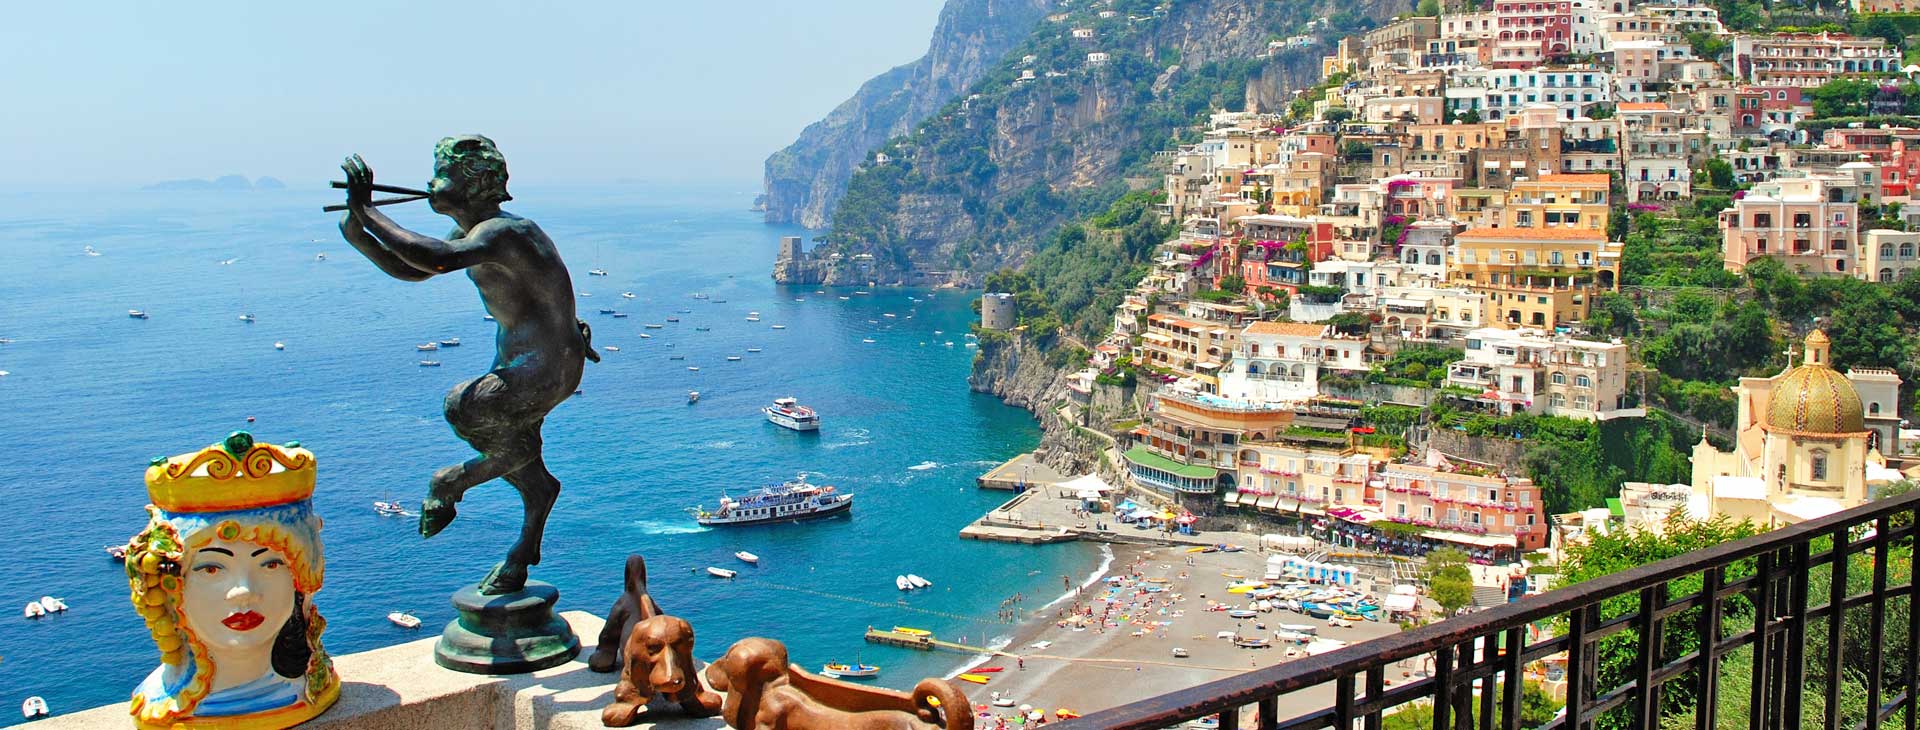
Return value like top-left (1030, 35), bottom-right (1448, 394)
top-left (222, 611), bottom-right (265, 631)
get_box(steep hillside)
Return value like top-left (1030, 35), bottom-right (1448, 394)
top-left (786, 0), bottom-right (1402, 286)
top-left (762, 0), bottom-right (1055, 228)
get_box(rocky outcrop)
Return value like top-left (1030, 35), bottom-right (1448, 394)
top-left (762, 0), bottom-right (1055, 229)
top-left (969, 335), bottom-right (1144, 483)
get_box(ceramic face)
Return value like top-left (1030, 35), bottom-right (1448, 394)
top-left (180, 537), bottom-right (295, 654)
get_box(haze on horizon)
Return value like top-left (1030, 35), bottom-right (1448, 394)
top-left (0, 1), bottom-right (944, 189)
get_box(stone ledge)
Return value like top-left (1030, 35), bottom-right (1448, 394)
top-left (42, 611), bottom-right (727, 730)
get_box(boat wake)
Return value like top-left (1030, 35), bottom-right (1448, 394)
top-left (706, 440), bottom-right (738, 450)
top-left (631, 518), bottom-right (711, 536)
top-left (1042, 543), bottom-right (1116, 611)
top-left (823, 428), bottom-right (871, 450)
top-left (907, 461), bottom-right (940, 471)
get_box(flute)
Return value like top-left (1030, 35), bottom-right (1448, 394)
top-left (321, 181), bottom-right (431, 212)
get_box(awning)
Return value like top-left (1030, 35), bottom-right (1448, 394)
top-left (1383, 593), bottom-right (1418, 612)
top-left (1276, 498), bottom-right (1327, 516)
top-left (1256, 495), bottom-right (1281, 509)
top-left (1428, 530), bottom-right (1518, 549)
top-left (1224, 491), bottom-right (1243, 505)
top-left (1058, 473), bottom-right (1116, 494)
top-left (1123, 446), bottom-right (1218, 479)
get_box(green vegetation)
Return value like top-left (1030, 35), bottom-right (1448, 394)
top-left (1013, 189), bottom-right (1174, 343)
top-left (1433, 407), bottom-right (1695, 514)
top-left (1368, 347), bottom-right (1463, 388)
top-left (1425, 548), bottom-right (1476, 615)
top-left (1380, 683), bottom-right (1561, 729)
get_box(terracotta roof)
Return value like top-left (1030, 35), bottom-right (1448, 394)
top-left (1457, 227), bottom-right (1608, 241)
top-left (1244, 321), bottom-right (1328, 337)
top-left (1618, 102), bottom-right (1669, 111)
top-left (1527, 174), bottom-right (1612, 186)
top-left (1148, 313), bottom-right (1209, 329)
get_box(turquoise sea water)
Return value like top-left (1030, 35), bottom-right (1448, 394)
top-left (0, 184), bottom-right (1097, 719)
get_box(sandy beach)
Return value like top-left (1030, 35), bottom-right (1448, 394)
top-left (949, 543), bottom-right (1406, 726)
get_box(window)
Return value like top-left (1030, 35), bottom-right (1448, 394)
top-left (1811, 451), bottom-right (1828, 481)
top-left (1575, 374), bottom-right (1591, 388)
top-left (1552, 372), bottom-right (1566, 384)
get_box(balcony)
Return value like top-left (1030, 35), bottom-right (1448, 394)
top-left (1052, 488), bottom-right (1920, 730)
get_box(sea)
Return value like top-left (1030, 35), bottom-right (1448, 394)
top-left (0, 182), bottom-right (1102, 719)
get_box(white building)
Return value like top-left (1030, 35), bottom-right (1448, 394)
top-left (1445, 327), bottom-right (1644, 420)
top-left (1216, 322), bottom-right (1369, 404)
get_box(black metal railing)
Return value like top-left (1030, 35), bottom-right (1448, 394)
top-left (1051, 488), bottom-right (1920, 729)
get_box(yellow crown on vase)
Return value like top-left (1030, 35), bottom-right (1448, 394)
top-left (144, 432), bottom-right (316, 513)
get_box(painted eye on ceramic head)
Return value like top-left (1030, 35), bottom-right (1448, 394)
top-left (193, 562), bottom-right (224, 575)
top-left (260, 557), bottom-right (286, 570)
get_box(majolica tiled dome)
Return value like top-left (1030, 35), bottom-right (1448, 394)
top-left (1764, 331), bottom-right (1865, 435)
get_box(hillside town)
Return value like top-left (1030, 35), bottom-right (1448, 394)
top-left (979, 0), bottom-right (1920, 584)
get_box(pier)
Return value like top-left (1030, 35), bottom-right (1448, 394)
top-left (975, 451), bottom-right (1067, 490)
top-left (863, 628), bottom-right (936, 650)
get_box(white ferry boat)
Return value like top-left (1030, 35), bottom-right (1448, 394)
top-left (763, 397), bottom-right (820, 431)
top-left (690, 476), bottom-right (852, 527)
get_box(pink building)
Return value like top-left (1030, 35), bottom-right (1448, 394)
top-left (1494, 0), bottom-right (1573, 63)
top-left (1720, 175), bottom-right (1860, 276)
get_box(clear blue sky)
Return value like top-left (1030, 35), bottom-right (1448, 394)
top-left (1, 1), bottom-right (944, 188)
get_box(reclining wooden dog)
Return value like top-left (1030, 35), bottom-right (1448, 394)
top-left (704, 637), bottom-right (972, 730)
top-left (600, 614), bottom-right (723, 726)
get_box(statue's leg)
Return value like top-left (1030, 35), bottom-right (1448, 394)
top-left (500, 454), bottom-right (561, 569)
top-left (422, 373), bottom-right (538, 539)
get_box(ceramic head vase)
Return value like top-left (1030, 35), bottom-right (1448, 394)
top-left (125, 432), bottom-right (338, 729)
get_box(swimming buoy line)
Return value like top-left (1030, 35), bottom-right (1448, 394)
top-left (757, 581), bottom-right (1029, 625)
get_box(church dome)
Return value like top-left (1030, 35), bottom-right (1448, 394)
top-left (1764, 331), bottom-right (1866, 435)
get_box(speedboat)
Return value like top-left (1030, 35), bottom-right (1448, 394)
top-left (21, 696), bottom-right (48, 720)
top-left (603, 346), bottom-right (621, 353)
top-left (128, 309), bottom-right (149, 319)
top-left (906, 574), bottom-right (931, 589)
top-left (821, 663), bottom-right (879, 679)
top-left (589, 268), bottom-right (608, 276)
top-left (417, 343), bottom-right (439, 351)
top-left (622, 292), bottom-right (636, 299)
top-left (105, 544), bottom-right (127, 561)
top-left (735, 551), bottom-right (759, 564)
top-left (896, 575), bottom-right (912, 591)
top-left (706, 567), bottom-right (737, 579)
top-left (418, 360), bottom-right (441, 367)
top-left (771, 324), bottom-right (787, 329)
top-left (274, 342), bottom-right (285, 350)
top-left (764, 397), bottom-right (820, 431)
top-left (238, 314), bottom-right (255, 323)
top-left (387, 611), bottom-right (422, 629)
top-left (726, 356), bottom-right (742, 362)
top-left (374, 501), bottom-right (412, 517)
top-left (645, 323), bottom-right (664, 329)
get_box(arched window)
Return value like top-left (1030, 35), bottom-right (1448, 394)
top-left (1550, 393), bottom-right (1566, 408)
top-left (1882, 243), bottom-right (1896, 258)
top-left (1428, 252), bottom-right (1442, 265)
top-left (1871, 402), bottom-right (1883, 414)
top-left (1811, 451), bottom-right (1828, 481)
top-left (1903, 242), bottom-right (1916, 258)
top-left (1551, 372), bottom-right (1566, 384)
top-left (1576, 374), bottom-right (1591, 388)
top-left (1883, 268), bottom-right (1896, 283)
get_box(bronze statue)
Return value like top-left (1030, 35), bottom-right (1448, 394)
top-left (704, 638), bottom-right (972, 730)
top-left (336, 136), bottom-right (595, 596)
top-left (600, 615), bottom-right (722, 726)
top-left (590, 555), bottom-right (665, 673)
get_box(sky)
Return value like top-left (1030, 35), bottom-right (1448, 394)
top-left (0, 1), bottom-right (945, 189)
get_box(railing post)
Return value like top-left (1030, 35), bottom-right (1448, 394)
top-left (1366, 665), bottom-right (1385, 730)
top-left (1868, 515), bottom-right (1891, 725)
top-left (1634, 585), bottom-right (1663, 726)
top-left (1502, 625), bottom-right (1525, 730)
top-left (1694, 565), bottom-right (1723, 730)
top-left (1565, 605), bottom-right (1588, 730)
top-left (1783, 542), bottom-right (1811, 730)
top-left (1823, 526), bottom-right (1851, 730)
top-left (1435, 644), bottom-right (1456, 730)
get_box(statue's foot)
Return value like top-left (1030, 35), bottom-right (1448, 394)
top-left (479, 561), bottom-right (529, 595)
top-left (420, 497), bottom-right (457, 539)
top-left (587, 648), bottom-right (619, 673)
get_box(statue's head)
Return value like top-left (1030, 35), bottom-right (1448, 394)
top-left (128, 433), bottom-right (336, 727)
top-left (429, 134), bottom-right (512, 213)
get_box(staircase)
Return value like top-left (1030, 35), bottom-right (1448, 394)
top-left (1472, 584), bottom-right (1508, 608)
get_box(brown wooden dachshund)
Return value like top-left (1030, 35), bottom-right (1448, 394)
top-left (591, 554), bottom-right (664, 673)
top-left (704, 637), bottom-right (972, 730)
top-left (600, 615), bottom-right (722, 726)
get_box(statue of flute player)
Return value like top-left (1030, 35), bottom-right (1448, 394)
top-left (336, 135), bottom-right (596, 596)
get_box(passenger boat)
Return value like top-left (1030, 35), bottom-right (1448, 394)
top-left (127, 309), bottom-right (149, 319)
top-left (763, 397), bottom-right (820, 431)
top-left (387, 611), bottom-right (422, 629)
top-left (416, 343), bottom-right (439, 351)
top-left (706, 567), bottom-right (737, 579)
top-left (21, 696), bottom-right (48, 720)
top-left (689, 476), bottom-right (851, 527)
top-left (822, 663), bottom-right (879, 679)
top-left (439, 338), bottom-right (461, 347)
top-left (734, 551), bottom-right (759, 564)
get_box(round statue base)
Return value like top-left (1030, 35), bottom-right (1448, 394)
top-left (434, 580), bottom-right (580, 675)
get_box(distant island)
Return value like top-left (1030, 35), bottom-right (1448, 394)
top-left (143, 175), bottom-right (284, 191)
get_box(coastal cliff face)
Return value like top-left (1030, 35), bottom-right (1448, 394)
top-left (788, 0), bottom-right (1402, 286)
top-left (762, 0), bottom-right (1055, 229)
top-left (970, 334), bottom-right (1140, 482)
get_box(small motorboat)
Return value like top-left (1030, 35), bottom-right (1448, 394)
top-left (823, 663), bottom-right (880, 679)
top-left (388, 611), bottom-right (422, 629)
top-left (1228, 609), bottom-right (1258, 619)
top-left (21, 696), bottom-right (48, 720)
top-left (883, 313), bottom-right (896, 318)
top-left (622, 292), bottom-right (636, 299)
top-left (687, 366), bottom-right (700, 372)
top-left (746, 316), bottom-right (760, 322)
top-left (669, 355), bottom-right (685, 360)
top-left (747, 347), bottom-right (762, 353)
top-left (417, 343), bottom-right (439, 351)
top-left (895, 576), bottom-right (912, 591)
top-left (712, 299), bottom-right (727, 303)
top-left (603, 346), bottom-right (621, 353)
top-left (439, 338), bottom-right (461, 347)
top-left (483, 314), bottom-right (496, 321)
top-left (771, 324), bottom-right (787, 330)
top-left (315, 253), bottom-right (327, 261)
top-left (691, 293), bottom-right (708, 299)
top-left (956, 673), bottom-right (989, 684)
top-left (238, 313), bottom-right (256, 323)
top-left (854, 290), bottom-right (869, 295)
top-left (589, 268), bottom-right (608, 276)
top-left (666, 317), bottom-right (680, 322)
top-left (105, 544), bottom-right (127, 561)
top-left (83, 245), bottom-right (101, 256)
top-left (707, 567), bottom-right (737, 579)
top-left (679, 308), bottom-right (693, 313)
top-left (1234, 637), bottom-right (1272, 648)
top-left (645, 323), bottom-right (664, 329)
top-left (991, 694), bottom-right (1016, 708)
top-left (695, 326), bottom-right (712, 332)
top-left (374, 501), bottom-right (411, 517)
top-left (611, 312), bottom-right (628, 318)
top-left (735, 551), bottom-right (759, 564)
top-left (726, 356), bottom-right (742, 362)
top-left (128, 309), bottom-right (149, 319)
top-left (23, 602), bottom-right (45, 619)
top-left (37, 595), bottom-right (67, 612)
top-left (599, 308), bottom-right (618, 315)
top-left (1171, 647), bottom-right (1190, 658)
top-left (687, 391), bottom-right (700, 404)
top-left (906, 574), bottom-right (931, 589)
top-left (578, 291), bottom-right (593, 297)
top-left (418, 360), bottom-right (441, 367)
top-left (274, 342), bottom-right (285, 350)
top-left (862, 338), bottom-right (876, 344)
top-left (639, 333), bottom-right (652, 339)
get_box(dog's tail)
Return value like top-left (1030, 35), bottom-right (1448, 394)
top-left (911, 678), bottom-right (975, 730)
top-left (579, 318), bottom-right (601, 363)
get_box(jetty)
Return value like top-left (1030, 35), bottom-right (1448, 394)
top-left (863, 628), bottom-right (936, 650)
top-left (975, 452), bottom-right (1067, 491)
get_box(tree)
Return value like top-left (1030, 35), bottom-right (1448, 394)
top-left (1381, 682), bottom-right (1561, 729)
top-left (1427, 547), bottom-right (1476, 615)
top-left (1219, 274), bottom-right (1246, 293)
top-left (1415, 0), bottom-right (1441, 16)
top-left (1699, 158), bottom-right (1735, 189)
top-left (1806, 79), bottom-right (1878, 119)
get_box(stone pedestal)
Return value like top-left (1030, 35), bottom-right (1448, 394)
top-left (436, 580), bottom-right (580, 674)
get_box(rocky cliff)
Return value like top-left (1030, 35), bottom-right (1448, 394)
top-left (786, 0), bottom-right (1403, 286)
top-left (762, 0), bottom-right (1055, 229)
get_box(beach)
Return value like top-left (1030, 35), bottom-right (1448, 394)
top-left (950, 542), bottom-right (1406, 725)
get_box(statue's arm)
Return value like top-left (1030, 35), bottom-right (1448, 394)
top-left (353, 203), bottom-right (499, 274)
top-left (338, 214), bottom-right (433, 282)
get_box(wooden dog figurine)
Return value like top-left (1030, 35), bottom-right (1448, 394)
top-left (704, 637), bottom-right (972, 730)
top-left (600, 615), bottom-right (722, 726)
top-left (591, 555), bottom-right (664, 673)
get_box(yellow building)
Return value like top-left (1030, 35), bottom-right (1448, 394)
top-left (1501, 174), bottom-right (1612, 232)
top-left (1450, 227), bottom-right (1623, 327)
top-left (1689, 331), bottom-right (1905, 526)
